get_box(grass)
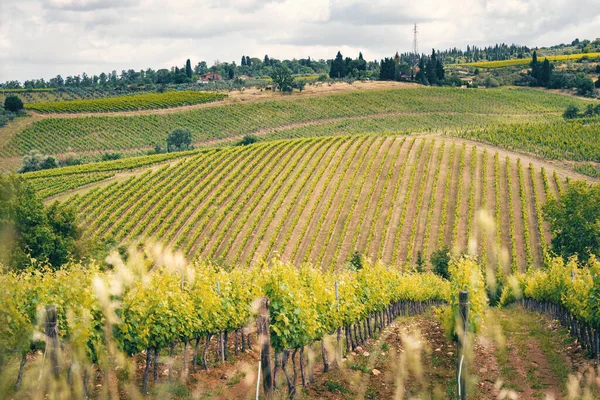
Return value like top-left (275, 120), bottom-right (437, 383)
top-left (494, 306), bottom-right (572, 396)
top-left (323, 379), bottom-right (353, 394)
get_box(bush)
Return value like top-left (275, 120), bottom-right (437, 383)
top-left (19, 150), bottom-right (59, 173)
top-left (443, 256), bottom-right (487, 337)
top-left (0, 175), bottom-right (82, 270)
top-left (595, 77), bottom-right (600, 88)
top-left (484, 76), bottom-right (500, 88)
top-left (430, 245), bottom-right (451, 279)
top-left (101, 152), bottom-right (122, 161)
top-left (4, 95), bottom-right (24, 113)
top-left (237, 135), bottom-right (258, 146)
top-left (166, 128), bottom-right (193, 152)
top-left (347, 250), bottom-right (363, 271)
top-left (575, 75), bottom-right (595, 97)
top-left (563, 104), bottom-right (580, 119)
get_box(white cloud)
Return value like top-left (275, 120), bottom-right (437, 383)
top-left (1, 0), bottom-right (599, 82)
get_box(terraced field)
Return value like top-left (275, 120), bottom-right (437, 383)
top-left (64, 135), bottom-right (563, 270)
top-left (0, 87), bottom-right (589, 171)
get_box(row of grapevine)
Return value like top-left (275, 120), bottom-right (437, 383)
top-left (26, 91), bottom-right (226, 113)
top-left (421, 141), bottom-right (445, 259)
top-left (59, 136), bottom-right (558, 271)
top-left (376, 139), bottom-right (417, 260)
top-left (479, 150), bottom-right (489, 270)
top-left (516, 159), bottom-right (534, 267)
top-left (27, 172), bottom-right (115, 198)
top-left (307, 137), bottom-right (375, 264)
top-left (330, 138), bottom-right (388, 267)
top-left (348, 138), bottom-right (398, 261)
top-left (405, 140), bottom-right (435, 264)
top-left (451, 143), bottom-right (467, 247)
top-left (493, 152), bottom-right (502, 264)
top-left (529, 163), bottom-right (548, 259)
top-left (265, 138), bottom-right (356, 260)
top-left (457, 120), bottom-right (600, 168)
top-left (505, 157), bottom-right (519, 273)
top-left (22, 148), bottom-right (201, 178)
top-left (500, 256), bottom-right (600, 362)
top-left (245, 138), bottom-right (341, 265)
top-left (461, 52), bottom-right (600, 68)
top-left (199, 142), bottom-right (302, 260)
top-left (390, 139), bottom-right (427, 265)
top-left (0, 255), bottom-right (450, 395)
top-left (465, 146), bottom-right (477, 244)
top-left (437, 142), bottom-right (457, 248)
top-left (199, 140), bottom-right (314, 261)
top-left (1, 87), bottom-right (586, 161)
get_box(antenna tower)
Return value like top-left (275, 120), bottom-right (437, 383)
top-left (412, 23), bottom-right (419, 55)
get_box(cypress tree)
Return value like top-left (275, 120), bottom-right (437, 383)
top-left (530, 51), bottom-right (541, 83)
top-left (416, 56), bottom-right (426, 84)
top-left (241, 56), bottom-right (247, 66)
top-left (540, 58), bottom-right (552, 87)
top-left (330, 51), bottom-right (346, 79)
top-left (185, 59), bottom-right (192, 78)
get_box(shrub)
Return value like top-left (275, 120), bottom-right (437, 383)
top-left (563, 104), bottom-right (580, 119)
top-left (166, 128), bottom-right (193, 152)
top-left (237, 135), bottom-right (259, 146)
top-left (431, 245), bottom-right (451, 279)
top-left (4, 95), bottom-right (24, 113)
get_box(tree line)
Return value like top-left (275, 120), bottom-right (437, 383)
top-left (523, 51), bottom-right (597, 97)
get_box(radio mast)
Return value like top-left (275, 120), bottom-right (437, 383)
top-left (412, 23), bottom-right (419, 55)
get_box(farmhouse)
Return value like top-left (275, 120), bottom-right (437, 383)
top-left (198, 72), bottom-right (222, 82)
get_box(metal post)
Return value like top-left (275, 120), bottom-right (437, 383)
top-left (457, 291), bottom-right (469, 400)
top-left (335, 280), bottom-right (342, 363)
top-left (217, 282), bottom-right (225, 364)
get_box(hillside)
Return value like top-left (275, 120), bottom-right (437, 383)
top-left (0, 86), bottom-right (591, 172)
top-left (62, 134), bottom-right (565, 271)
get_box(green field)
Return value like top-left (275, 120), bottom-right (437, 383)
top-left (0, 87), bottom-right (590, 169)
top-left (460, 52), bottom-right (600, 68)
top-left (454, 119), bottom-right (600, 164)
top-left (25, 91), bottom-right (226, 113)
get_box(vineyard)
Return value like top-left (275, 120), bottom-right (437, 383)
top-left (0, 87), bottom-right (588, 169)
top-left (454, 119), bottom-right (600, 172)
top-left (25, 91), bottom-right (226, 113)
top-left (0, 252), bottom-right (450, 397)
top-left (460, 52), bottom-right (600, 68)
top-left (59, 135), bottom-right (563, 271)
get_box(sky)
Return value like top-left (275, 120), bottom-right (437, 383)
top-left (1, 0), bottom-right (600, 82)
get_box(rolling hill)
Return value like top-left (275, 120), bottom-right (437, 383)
top-left (63, 134), bottom-right (563, 271)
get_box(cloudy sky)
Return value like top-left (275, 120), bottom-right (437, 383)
top-left (1, 0), bottom-right (599, 82)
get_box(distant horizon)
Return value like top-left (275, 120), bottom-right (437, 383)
top-left (2, 38), bottom-right (595, 85)
top-left (2, 0), bottom-right (599, 82)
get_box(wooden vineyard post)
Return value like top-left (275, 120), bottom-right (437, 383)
top-left (457, 291), bottom-right (469, 400)
top-left (335, 280), bottom-right (342, 365)
top-left (256, 297), bottom-right (273, 398)
top-left (45, 305), bottom-right (60, 379)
